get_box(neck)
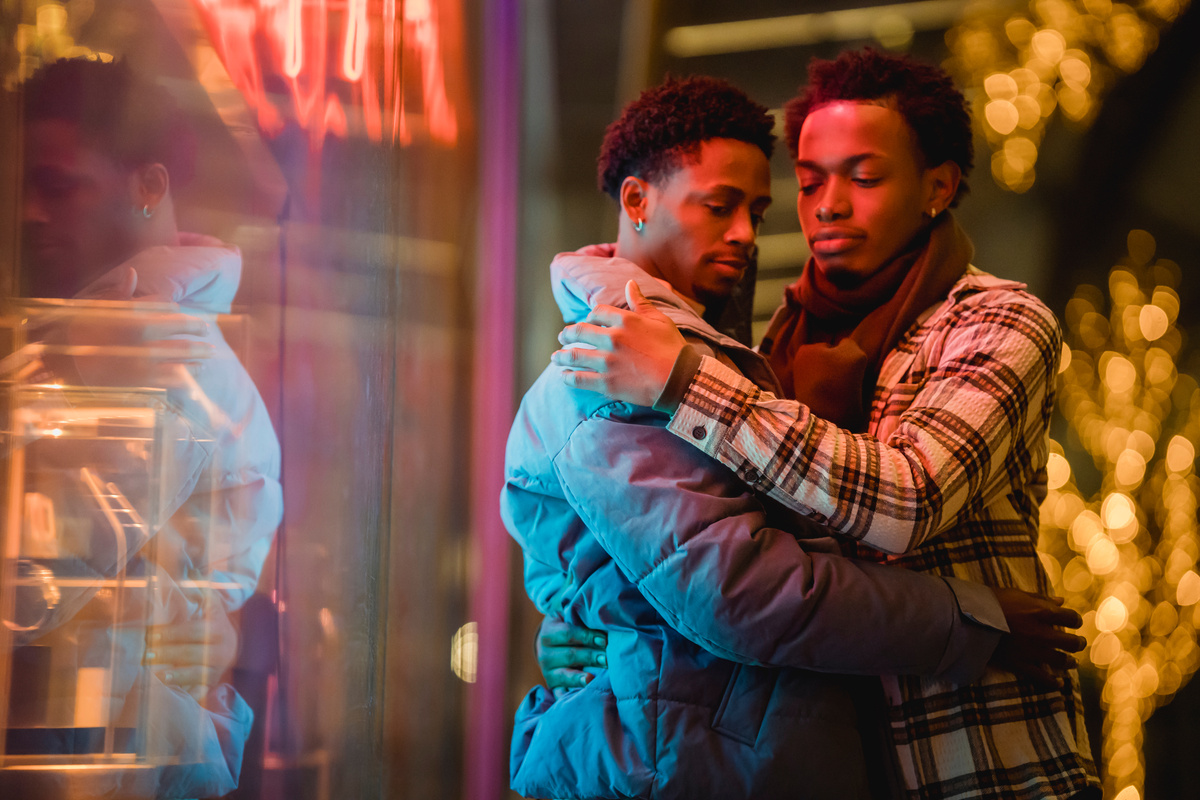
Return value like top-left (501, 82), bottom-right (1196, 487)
top-left (614, 230), bottom-right (658, 279)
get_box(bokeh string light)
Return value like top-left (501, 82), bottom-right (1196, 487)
top-left (1039, 229), bottom-right (1199, 800)
top-left (945, 0), bottom-right (1190, 192)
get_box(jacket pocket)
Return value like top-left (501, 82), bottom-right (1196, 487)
top-left (711, 663), bottom-right (779, 746)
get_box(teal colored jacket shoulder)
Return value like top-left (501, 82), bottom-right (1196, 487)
top-left (502, 245), bottom-right (1000, 800)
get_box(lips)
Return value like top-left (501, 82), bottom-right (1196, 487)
top-left (810, 228), bottom-right (866, 256)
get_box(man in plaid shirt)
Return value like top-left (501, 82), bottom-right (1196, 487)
top-left (554, 50), bottom-right (1100, 800)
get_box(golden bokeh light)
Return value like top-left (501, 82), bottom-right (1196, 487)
top-left (1059, 52), bottom-right (1093, 89)
top-left (1178, 571), bottom-right (1200, 607)
top-left (1093, 631), bottom-right (1123, 665)
top-left (1003, 136), bottom-right (1039, 170)
top-left (1047, 452), bottom-right (1072, 489)
top-left (1071, 510), bottom-right (1104, 550)
top-left (1151, 286), bottom-right (1180, 323)
top-left (1102, 492), bottom-right (1137, 529)
top-left (1097, 595), bottom-right (1129, 632)
top-left (1031, 28), bottom-right (1068, 62)
top-left (1166, 435), bottom-right (1196, 474)
top-left (1087, 536), bottom-right (1121, 574)
top-left (1139, 304), bottom-right (1169, 340)
top-left (948, 1), bottom-right (1184, 193)
top-left (985, 99), bottom-right (1021, 135)
top-left (984, 71), bottom-right (1019, 99)
top-left (1037, 230), bottom-right (1199, 798)
top-left (1104, 354), bottom-right (1137, 393)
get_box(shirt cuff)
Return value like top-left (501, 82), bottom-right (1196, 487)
top-left (934, 577), bottom-right (1009, 685)
top-left (653, 344), bottom-right (703, 415)
top-left (665, 355), bottom-right (754, 459)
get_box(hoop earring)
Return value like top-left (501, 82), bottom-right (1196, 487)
top-left (142, 205), bottom-right (154, 219)
top-left (634, 218), bottom-right (644, 233)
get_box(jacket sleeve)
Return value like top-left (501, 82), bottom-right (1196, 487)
top-left (552, 412), bottom-right (1003, 683)
top-left (666, 298), bottom-right (1061, 554)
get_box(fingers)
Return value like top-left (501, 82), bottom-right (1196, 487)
top-left (136, 316), bottom-right (209, 342)
top-left (537, 617), bottom-right (608, 693)
top-left (623, 280), bottom-right (671, 322)
top-left (545, 668), bottom-right (595, 692)
top-left (114, 266), bottom-right (137, 299)
top-left (1033, 600), bottom-right (1083, 629)
top-left (551, 346), bottom-right (608, 373)
top-left (1033, 627), bottom-right (1087, 653)
top-left (153, 664), bottom-right (220, 688)
top-left (583, 305), bottom-right (633, 330)
top-left (558, 369), bottom-right (608, 395)
top-left (541, 625), bottom-right (607, 649)
top-left (145, 644), bottom-right (208, 666)
top-left (149, 620), bottom-right (213, 645)
top-left (559, 321), bottom-right (618, 350)
top-left (541, 646), bottom-right (608, 672)
top-left (1012, 662), bottom-right (1064, 690)
top-left (625, 280), bottom-right (650, 312)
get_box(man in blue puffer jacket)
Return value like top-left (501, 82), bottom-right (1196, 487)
top-left (502, 77), bottom-right (1078, 800)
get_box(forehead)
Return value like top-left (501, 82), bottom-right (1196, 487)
top-left (25, 118), bottom-right (118, 172)
top-left (663, 137), bottom-right (771, 194)
top-left (795, 101), bottom-right (917, 163)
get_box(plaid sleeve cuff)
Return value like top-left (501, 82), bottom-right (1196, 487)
top-left (665, 355), bottom-right (757, 460)
top-left (652, 344), bottom-right (703, 415)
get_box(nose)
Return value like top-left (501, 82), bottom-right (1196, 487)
top-left (813, 179), bottom-right (851, 223)
top-left (22, 189), bottom-right (50, 224)
top-left (725, 206), bottom-right (757, 247)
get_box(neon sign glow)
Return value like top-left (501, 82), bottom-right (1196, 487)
top-left (191, 0), bottom-right (459, 151)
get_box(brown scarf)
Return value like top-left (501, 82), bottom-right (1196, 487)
top-left (761, 213), bottom-right (973, 432)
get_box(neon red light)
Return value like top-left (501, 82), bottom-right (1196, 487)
top-left (341, 0), bottom-right (368, 82)
top-left (284, 0), bottom-right (303, 79)
top-left (191, 0), bottom-right (460, 152)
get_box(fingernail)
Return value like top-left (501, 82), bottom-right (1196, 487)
top-left (163, 671), bottom-right (173, 683)
top-left (593, 636), bottom-right (606, 647)
top-left (144, 650), bottom-right (156, 662)
top-left (582, 673), bottom-right (594, 685)
top-left (597, 654), bottom-right (607, 667)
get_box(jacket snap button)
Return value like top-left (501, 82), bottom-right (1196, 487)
top-left (745, 468), bottom-right (759, 483)
top-left (691, 425), bottom-right (707, 440)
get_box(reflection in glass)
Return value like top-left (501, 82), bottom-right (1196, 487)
top-left (1, 53), bottom-right (282, 798)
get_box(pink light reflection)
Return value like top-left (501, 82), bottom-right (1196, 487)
top-left (191, 0), bottom-right (459, 152)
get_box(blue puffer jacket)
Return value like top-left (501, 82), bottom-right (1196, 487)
top-left (501, 246), bottom-right (1002, 800)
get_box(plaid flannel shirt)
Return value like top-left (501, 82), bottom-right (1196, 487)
top-left (669, 267), bottom-right (1099, 800)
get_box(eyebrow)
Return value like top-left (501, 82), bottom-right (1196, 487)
top-left (696, 184), bottom-right (773, 205)
top-left (795, 153), bottom-right (882, 171)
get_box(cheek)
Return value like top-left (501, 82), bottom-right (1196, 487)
top-left (796, 195), bottom-right (817, 231)
top-left (866, 193), bottom-right (919, 241)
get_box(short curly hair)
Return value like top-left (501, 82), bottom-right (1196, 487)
top-left (597, 76), bottom-right (775, 201)
top-left (23, 58), bottom-right (197, 188)
top-left (783, 48), bottom-right (973, 206)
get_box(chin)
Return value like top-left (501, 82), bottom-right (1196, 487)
top-left (812, 263), bottom-right (858, 290)
top-left (695, 283), bottom-right (737, 307)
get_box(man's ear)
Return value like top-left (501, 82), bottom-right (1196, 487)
top-left (131, 163), bottom-right (170, 212)
top-left (926, 161), bottom-right (961, 212)
top-left (619, 176), bottom-right (650, 226)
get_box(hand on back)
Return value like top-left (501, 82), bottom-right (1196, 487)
top-left (552, 281), bottom-right (687, 408)
top-left (537, 615), bottom-right (608, 698)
